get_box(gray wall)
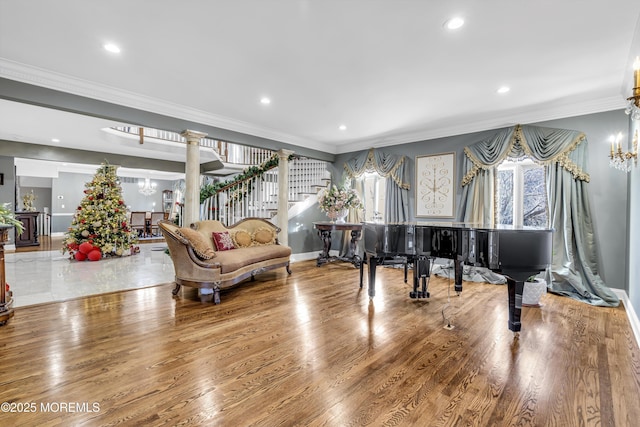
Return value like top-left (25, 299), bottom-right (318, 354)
top-left (333, 110), bottom-right (630, 294)
top-left (18, 187), bottom-right (51, 212)
top-left (628, 119), bottom-right (639, 320)
top-left (287, 204), bottom-right (329, 255)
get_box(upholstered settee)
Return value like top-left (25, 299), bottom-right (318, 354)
top-left (158, 218), bottom-right (292, 304)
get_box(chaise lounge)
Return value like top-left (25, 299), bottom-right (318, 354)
top-left (158, 218), bottom-right (292, 304)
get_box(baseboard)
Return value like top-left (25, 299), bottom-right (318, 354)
top-left (613, 288), bottom-right (640, 348)
top-left (290, 250), bottom-right (338, 263)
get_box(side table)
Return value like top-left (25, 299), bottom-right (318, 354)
top-left (313, 222), bottom-right (362, 268)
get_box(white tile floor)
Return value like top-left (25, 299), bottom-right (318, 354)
top-left (5, 243), bottom-right (176, 307)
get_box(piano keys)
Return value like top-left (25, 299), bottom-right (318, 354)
top-left (360, 222), bottom-right (553, 333)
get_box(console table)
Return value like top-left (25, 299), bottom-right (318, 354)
top-left (15, 211), bottom-right (39, 247)
top-left (313, 222), bottom-right (362, 268)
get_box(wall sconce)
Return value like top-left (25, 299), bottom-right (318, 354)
top-left (625, 56), bottom-right (640, 120)
top-left (609, 130), bottom-right (638, 172)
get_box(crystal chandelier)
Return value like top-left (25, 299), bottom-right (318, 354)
top-left (625, 56), bottom-right (640, 120)
top-left (609, 131), bottom-right (638, 172)
top-left (138, 178), bottom-right (157, 196)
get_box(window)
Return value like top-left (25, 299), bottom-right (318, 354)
top-left (362, 173), bottom-right (386, 222)
top-left (496, 159), bottom-right (547, 227)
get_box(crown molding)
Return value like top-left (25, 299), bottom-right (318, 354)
top-left (337, 95), bottom-right (628, 154)
top-left (0, 59), bottom-right (333, 154)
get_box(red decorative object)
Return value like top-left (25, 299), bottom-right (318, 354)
top-left (79, 242), bottom-right (94, 254)
top-left (212, 231), bottom-right (235, 251)
top-left (74, 252), bottom-right (87, 261)
top-left (87, 250), bottom-right (102, 261)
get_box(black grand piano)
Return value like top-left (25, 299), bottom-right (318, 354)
top-left (360, 222), bottom-right (553, 333)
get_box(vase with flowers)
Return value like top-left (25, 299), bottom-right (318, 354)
top-left (318, 185), bottom-right (363, 223)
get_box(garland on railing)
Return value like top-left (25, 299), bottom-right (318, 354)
top-left (199, 153), bottom-right (294, 203)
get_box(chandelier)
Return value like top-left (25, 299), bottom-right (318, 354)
top-left (138, 178), bottom-right (157, 196)
top-left (609, 131), bottom-right (638, 172)
top-left (625, 56), bottom-right (640, 120)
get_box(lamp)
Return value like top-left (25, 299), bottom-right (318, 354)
top-left (625, 56), bottom-right (640, 120)
top-left (138, 178), bottom-right (157, 196)
top-left (609, 131), bottom-right (638, 172)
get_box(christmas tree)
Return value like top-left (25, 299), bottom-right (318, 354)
top-left (63, 162), bottom-right (139, 261)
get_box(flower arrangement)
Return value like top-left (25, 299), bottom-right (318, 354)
top-left (22, 190), bottom-right (36, 212)
top-left (318, 185), bottom-right (363, 219)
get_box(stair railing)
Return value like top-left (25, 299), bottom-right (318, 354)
top-left (200, 156), bottom-right (329, 226)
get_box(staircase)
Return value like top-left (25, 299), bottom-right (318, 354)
top-left (199, 156), bottom-right (330, 226)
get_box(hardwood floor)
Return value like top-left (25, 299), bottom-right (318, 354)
top-left (1, 260), bottom-right (638, 426)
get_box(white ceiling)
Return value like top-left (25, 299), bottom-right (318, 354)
top-left (1, 0), bottom-right (640, 162)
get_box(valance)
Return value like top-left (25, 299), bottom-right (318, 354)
top-left (343, 148), bottom-right (410, 190)
top-left (461, 124), bottom-right (589, 187)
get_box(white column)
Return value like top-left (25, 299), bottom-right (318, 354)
top-left (277, 149), bottom-right (294, 246)
top-left (181, 130), bottom-right (207, 227)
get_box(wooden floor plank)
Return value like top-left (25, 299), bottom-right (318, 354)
top-left (1, 260), bottom-right (638, 426)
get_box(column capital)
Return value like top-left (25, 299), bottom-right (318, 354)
top-left (277, 148), bottom-right (294, 160)
top-left (181, 130), bottom-right (208, 144)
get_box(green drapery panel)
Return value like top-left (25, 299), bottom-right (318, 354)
top-left (459, 124), bottom-right (618, 307)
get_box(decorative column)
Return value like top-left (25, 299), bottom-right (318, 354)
top-left (181, 130), bottom-right (207, 227)
top-left (277, 149), bottom-right (294, 246)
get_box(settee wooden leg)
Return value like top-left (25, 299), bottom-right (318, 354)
top-left (213, 284), bottom-right (221, 305)
top-left (286, 263), bottom-right (292, 275)
top-left (172, 283), bottom-right (181, 296)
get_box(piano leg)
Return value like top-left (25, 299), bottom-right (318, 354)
top-left (404, 262), bottom-right (408, 283)
top-left (409, 255), bottom-right (430, 299)
top-left (506, 277), bottom-right (524, 333)
top-left (359, 253), bottom-right (366, 288)
top-left (367, 256), bottom-right (378, 298)
top-left (454, 257), bottom-right (464, 293)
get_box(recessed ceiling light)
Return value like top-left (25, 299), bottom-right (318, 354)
top-left (260, 97), bottom-right (271, 105)
top-left (103, 43), bottom-right (121, 53)
top-left (497, 86), bottom-right (510, 94)
top-left (444, 17), bottom-right (464, 30)
top-left (339, 125), bottom-right (347, 131)
top-left (51, 138), bottom-right (60, 142)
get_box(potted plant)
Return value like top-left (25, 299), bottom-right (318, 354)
top-left (0, 203), bottom-right (24, 236)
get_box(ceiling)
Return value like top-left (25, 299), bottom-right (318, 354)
top-left (1, 0), bottom-right (640, 169)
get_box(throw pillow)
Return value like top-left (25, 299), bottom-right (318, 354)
top-left (212, 231), bottom-right (235, 251)
top-left (253, 227), bottom-right (276, 245)
top-left (233, 229), bottom-right (252, 248)
top-left (176, 227), bottom-right (216, 260)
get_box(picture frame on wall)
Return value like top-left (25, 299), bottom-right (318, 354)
top-left (415, 152), bottom-right (456, 218)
